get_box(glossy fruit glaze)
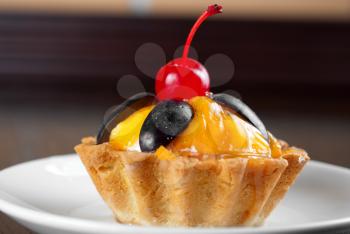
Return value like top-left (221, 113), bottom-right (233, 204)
top-left (109, 97), bottom-right (282, 158)
top-left (109, 105), bottom-right (154, 151)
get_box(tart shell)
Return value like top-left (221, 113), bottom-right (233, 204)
top-left (75, 137), bottom-right (309, 227)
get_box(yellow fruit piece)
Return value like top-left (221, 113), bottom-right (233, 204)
top-left (109, 96), bottom-right (281, 158)
top-left (155, 146), bottom-right (176, 160)
top-left (168, 96), bottom-right (272, 157)
top-left (269, 133), bottom-right (283, 158)
top-left (109, 105), bottom-right (154, 151)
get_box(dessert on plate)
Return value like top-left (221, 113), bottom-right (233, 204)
top-left (75, 4), bottom-right (309, 227)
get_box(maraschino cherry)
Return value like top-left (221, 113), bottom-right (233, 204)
top-left (155, 4), bottom-right (223, 101)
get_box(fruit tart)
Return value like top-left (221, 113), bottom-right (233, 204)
top-left (75, 4), bottom-right (309, 227)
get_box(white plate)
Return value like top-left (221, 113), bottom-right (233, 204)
top-left (0, 154), bottom-right (349, 234)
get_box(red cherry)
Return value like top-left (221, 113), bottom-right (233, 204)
top-left (156, 4), bottom-right (223, 101)
top-left (156, 58), bottom-right (209, 100)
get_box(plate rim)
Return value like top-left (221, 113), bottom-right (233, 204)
top-left (0, 154), bottom-right (350, 234)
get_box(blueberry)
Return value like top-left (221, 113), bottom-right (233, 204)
top-left (213, 93), bottom-right (269, 141)
top-left (97, 92), bottom-right (156, 144)
top-left (140, 100), bottom-right (193, 152)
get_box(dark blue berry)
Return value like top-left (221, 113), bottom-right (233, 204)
top-left (140, 100), bottom-right (193, 152)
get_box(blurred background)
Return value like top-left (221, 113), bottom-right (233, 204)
top-left (0, 0), bottom-right (350, 233)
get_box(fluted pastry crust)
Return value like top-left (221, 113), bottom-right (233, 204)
top-left (75, 137), bottom-right (309, 227)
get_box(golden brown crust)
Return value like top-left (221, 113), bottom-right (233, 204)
top-left (256, 147), bottom-right (309, 225)
top-left (74, 137), bottom-right (309, 227)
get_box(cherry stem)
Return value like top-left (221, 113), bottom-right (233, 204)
top-left (182, 4), bottom-right (223, 59)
